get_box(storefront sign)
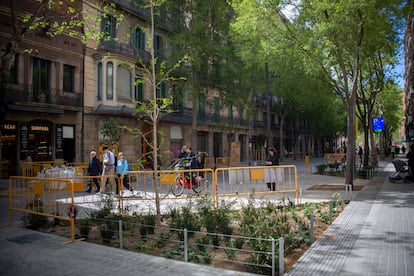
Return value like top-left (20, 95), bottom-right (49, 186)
top-left (20, 123), bottom-right (29, 160)
top-left (56, 125), bottom-right (63, 159)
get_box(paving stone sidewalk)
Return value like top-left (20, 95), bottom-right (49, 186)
top-left (286, 161), bottom-right (414, 276)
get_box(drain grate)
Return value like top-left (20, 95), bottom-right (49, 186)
top-left (7, 233), bottom-right (47, 244)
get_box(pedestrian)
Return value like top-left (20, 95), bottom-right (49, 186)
top-left (178, 145), bottom-right (187, 159)
top-left (265, 148), bottom-right (279, 166)
top-left (116, 152), bottom-right (130, 193)
top-left (101, 146), bottom-right (115, 194)
top-left (358, 146), bottom-right (363, 165)
top-left (85, 150), bottom-right (102, 193)
top-left (196, 150), bottom-right (206, 177)
top-left (265, 148), bottom-right (279, 191)
top-left (391, 145), bottom-right (395, 159)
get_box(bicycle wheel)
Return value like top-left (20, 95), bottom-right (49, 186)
top-left (171, 176), bottom-right (184, 196)
top-left (192, 176), bottom-right (203, 195)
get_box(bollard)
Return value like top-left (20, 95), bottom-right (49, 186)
top-left (310, 213), bottom-right (314, 243)
top-left (344, 184), bottom-right (352, 204)
top-left (305, 156), bottom-right (310, 174)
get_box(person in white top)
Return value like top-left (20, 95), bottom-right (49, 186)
top-left (101, 146), bottom-right (115, 194)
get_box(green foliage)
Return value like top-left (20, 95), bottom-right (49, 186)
top-left (316, 164), bottom-right (328, 174)
top-left (99, 118), bottom-right (121, 145)
top-left (165, 204), bottom-right (200, 240)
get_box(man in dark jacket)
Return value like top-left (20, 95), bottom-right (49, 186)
top-left (86, 150), bottom-right (102, 193)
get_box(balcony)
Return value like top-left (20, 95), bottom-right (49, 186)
top-left (3, 84), bottom-right (81, 109)
top-left (99, 40), bottom-right (151, 64)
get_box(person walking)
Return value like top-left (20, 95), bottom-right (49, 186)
top-left (101, 146), bottom-right (115, 194)
top-left (116, 152), bottom-right (130, 194)
top-left (85, 151), bottom-right (102, 193)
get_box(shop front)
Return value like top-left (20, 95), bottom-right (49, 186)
top-left (1, 119), bottom-right (76, 178)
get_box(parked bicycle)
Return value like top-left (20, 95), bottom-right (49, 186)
top-left (170, 157), bottom-right (203, 196)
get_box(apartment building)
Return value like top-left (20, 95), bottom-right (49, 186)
top-left (0, 0), bottom-right (301, 177)
top-left (0, 0), bottom-right (83, 177)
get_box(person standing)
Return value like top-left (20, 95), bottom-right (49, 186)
top-left (265, 148), bottom-right (279, 191)
top-left (196, 150), bottom-right (206, 178)
top-left (85, 151), bottom-right (101, 193)
top-left (265, 148), bottom-right (279, 166)
top-left (101, 146), bottom-right (115, 194)
top-left (116, 152), bottom-right (130, 194)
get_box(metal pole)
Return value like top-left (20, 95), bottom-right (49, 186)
top-left (265, 62), bottom-right (272, 149)
top-left (119, 220), bottom-right (123, 249)
top-left (279, 237), bottom-right (284, 276)
top-left (184, 228), bottom-right (188, 262)
top-left (271, 238), bottom-right (275, 276)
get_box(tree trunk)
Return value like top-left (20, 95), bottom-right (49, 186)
top-left (345, 96), bottom-right (356, 187)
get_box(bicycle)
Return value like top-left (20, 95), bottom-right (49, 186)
top-left (169, 158), bottom-right (203, 196)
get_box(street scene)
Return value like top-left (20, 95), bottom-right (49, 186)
top-left (1, 0), bottom-right (414, 275)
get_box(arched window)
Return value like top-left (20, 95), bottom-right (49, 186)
top-left (106, 62), bottom-right (113, 100)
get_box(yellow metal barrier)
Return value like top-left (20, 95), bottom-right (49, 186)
top-left (205, 158), bottom-right (215, 169)
top-left (125, 168), bottom-right (215, 200)
top-left (214, 165), bottom-right (299, 203)
top-left (22, 161), bottom-right (67, 177)
top-left (216, 157), bottom-right (230, 168)
top-left (8, 176), bottom-right (76, 241)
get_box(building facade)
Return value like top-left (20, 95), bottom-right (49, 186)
top-left (1, 0), bottom-right (315, 178)
top-left (0, 0), bottom-right (83, 177)
top-left (405, 0), bottom-right (414, 141)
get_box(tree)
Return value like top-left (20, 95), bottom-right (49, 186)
top-left (166, 0), bottom-right (239, 149)
top-left (229, 0), bottom-right (344, 159)
top-left (276, 0), bottom-right (403, 186)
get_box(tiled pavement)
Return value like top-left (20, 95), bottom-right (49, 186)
top-left (286, 161), bottom-right (414, 276)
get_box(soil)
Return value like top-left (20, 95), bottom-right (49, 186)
top-left (40, 203), bottom-right (342, 274)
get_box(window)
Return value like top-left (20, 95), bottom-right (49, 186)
top-left (172, 85), bottom-right (183, 111)
top-left (228, 104), bottom-right (233, 119)
top-left (156, 82), bottom-right (166, 98)
top-left (213, 97), bottom-right (220, 117)
top-left (63, 64), bottom-right (75, 92)
top-left (97, 62), bottom-right (102, 100)
top-left (131, 26), bottom-right (145, 50)
top-left (117, 65), bottom-right (131, 101)
top-left (1, 53), bottom-right (18, 83)
top-left (32, 58), bottom-right (50, 94)
top-left (154, 35), bottom-right (163, 58)
top-left (135, 75), bottom-right (144, 101)
top-left (106, 62), bottom-right (113, 100)
top-left (101, 14), bottom-right (116, 40)
top-left (198, 93), bottom-right (205, 120)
